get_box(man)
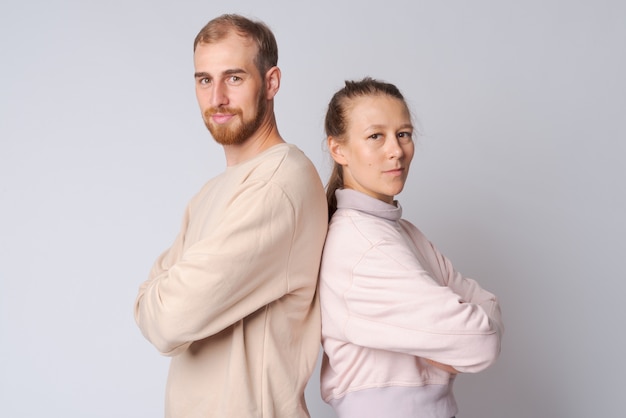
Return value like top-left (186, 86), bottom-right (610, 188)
top-left (134, 14), bottom-right (328, 417)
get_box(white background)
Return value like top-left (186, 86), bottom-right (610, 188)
top-left (1, 0), bottom-right (624, 417)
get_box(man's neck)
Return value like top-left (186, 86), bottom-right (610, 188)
top-left (223, 119), bottom-right (285, 167)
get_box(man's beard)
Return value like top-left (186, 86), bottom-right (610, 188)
top-left (203, 88), bottom-right (267, 146)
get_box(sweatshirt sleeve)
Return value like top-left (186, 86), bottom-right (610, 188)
top-left (404, 221), bottom-right (504, 340)
top-left (341, 228), bottom-right (502, 373)
top-left (134, 181), bottom-right (296, 356)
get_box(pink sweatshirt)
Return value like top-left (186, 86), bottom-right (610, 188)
top-left (320, 189), bottom-right (503, 418)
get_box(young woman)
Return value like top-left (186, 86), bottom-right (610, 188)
top-left (319, 78), bottom-right (504, 418)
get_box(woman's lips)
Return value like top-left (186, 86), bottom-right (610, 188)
top-left (384, 168), bottom-right (404, 176)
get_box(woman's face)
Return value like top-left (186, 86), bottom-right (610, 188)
top-left (330, 94), bottom-right (414, 204)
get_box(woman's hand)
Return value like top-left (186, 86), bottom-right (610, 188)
top-left (426, 359), bottom-right (459, 374)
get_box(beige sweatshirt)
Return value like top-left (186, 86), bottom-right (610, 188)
top-left (135, 144), bottom-right (328, 417)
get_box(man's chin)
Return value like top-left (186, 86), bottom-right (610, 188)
top-left (208, 126), bottom-right (247, 146)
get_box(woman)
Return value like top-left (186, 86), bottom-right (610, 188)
top-left (319, 78), bottom-right (504, 418)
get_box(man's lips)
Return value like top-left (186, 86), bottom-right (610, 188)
top-left (211, 113), bottom-right (235, 124)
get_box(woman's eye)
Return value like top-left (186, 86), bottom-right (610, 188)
top-left (368, 133), bottom-right (381, 140)
top-left (398, 132), bottom-right (413, 142)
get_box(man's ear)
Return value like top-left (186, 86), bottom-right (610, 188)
top-left (328, 136), bottom-right (347, 165)
top-left (265, 66), bottom-right (281, 100)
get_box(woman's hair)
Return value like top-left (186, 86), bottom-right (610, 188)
top-left (324, 77), bottom-right (407, 218)
top-left (193, 14), bottom-right (278, 77)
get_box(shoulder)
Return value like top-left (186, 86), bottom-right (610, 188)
top-left (398, 218), bottom-right (425, 239)
top-left (326, 209), bottom-right (402, 252)
top-left (258, 143), bottom-right (319, 182)
top-left (237, 144), bottom-right (314, 182)
top-left (398, 218), bottom-right (436, 251)
top-left (251, 143), bottom-right (325, 203)
top-left (327, 210), bottom-right (435, 264)
top-left (236, 143), bottom-right (326, 217)
top-left (323, 210), bottom-right (422, 274)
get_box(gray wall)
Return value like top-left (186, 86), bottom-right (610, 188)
top-left (1, 0), bottom-right (624, 417)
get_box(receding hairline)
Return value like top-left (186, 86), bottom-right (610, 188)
top-left (193, 15), bottom-right (278, 75)
top-left (194, 26), bottom-right (257, 51)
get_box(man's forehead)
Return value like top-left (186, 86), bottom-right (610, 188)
top-left (196, 31), bottom-right (256, 53)
top-left (194, 34), bottom-right (258, 72)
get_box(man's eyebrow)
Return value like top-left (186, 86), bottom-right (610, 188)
top-left (223, 68), bottom-right (247, 76)
top-left (194, 68), bottom-right (247, 79)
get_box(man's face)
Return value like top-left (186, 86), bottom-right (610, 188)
top-left (194, 33), bottom-right (267, 146)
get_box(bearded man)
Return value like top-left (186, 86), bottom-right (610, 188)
top-left (134, 14), bottom-right (327, 418)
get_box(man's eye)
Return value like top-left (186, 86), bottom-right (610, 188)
top-left (229, 76), bottom-right (242, 83)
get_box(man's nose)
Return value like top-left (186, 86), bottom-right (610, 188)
top-left (210, 83), bottom-right (228, 108)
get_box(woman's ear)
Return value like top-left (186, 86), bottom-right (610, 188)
top-left (328, 136), bottom-right (347, 165)
top-left (264, 66), bottom-right (281, 100)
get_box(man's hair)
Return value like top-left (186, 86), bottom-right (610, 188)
top-left (193, 14), bottom-right (278, 76)
top-left (324, 77), bottom-right (409, 218)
